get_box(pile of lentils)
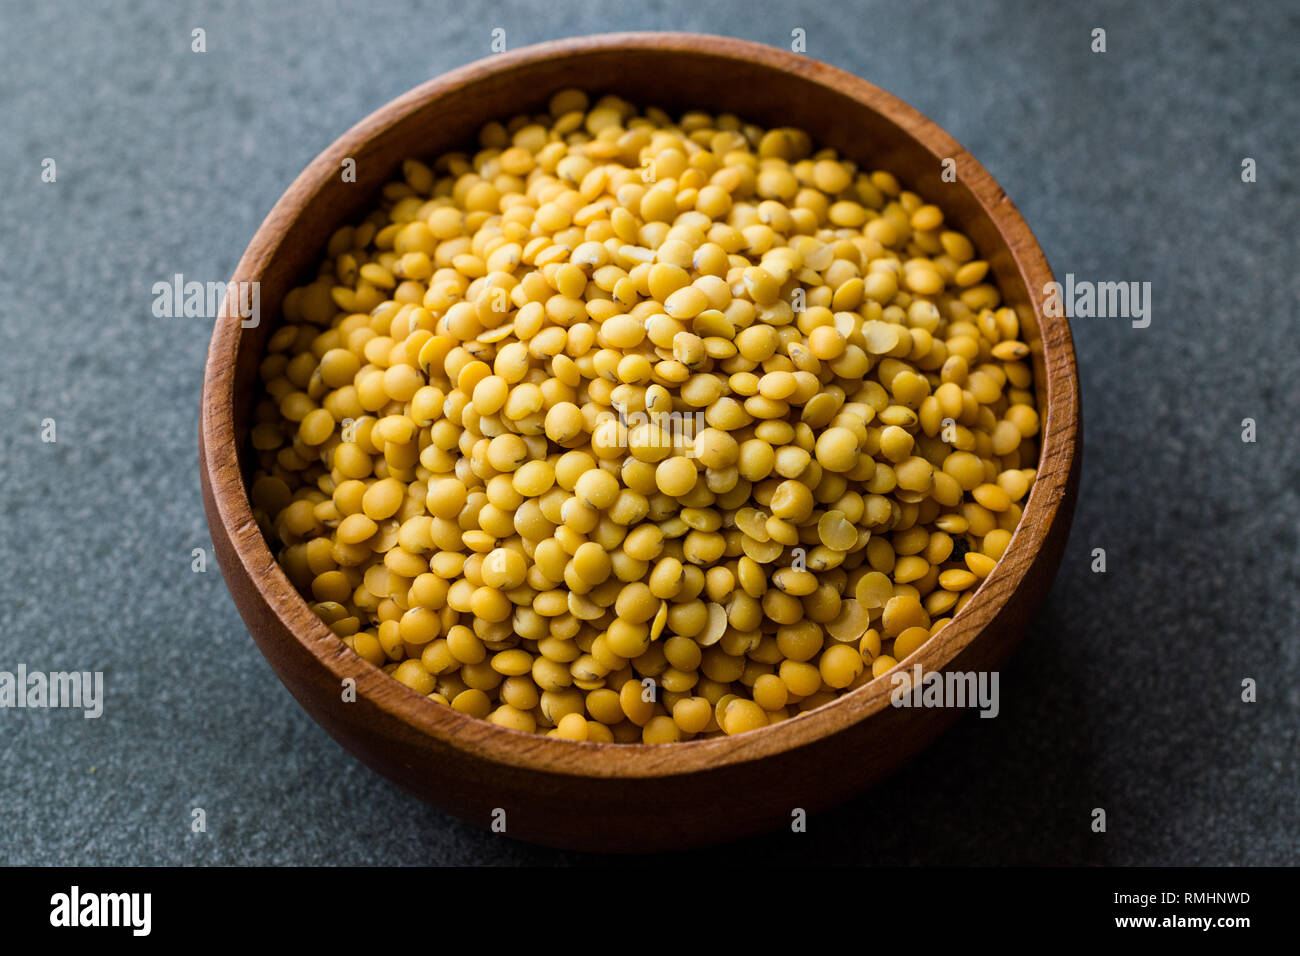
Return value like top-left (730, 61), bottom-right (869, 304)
top-left (248, 90), bottom-right (1040, 743)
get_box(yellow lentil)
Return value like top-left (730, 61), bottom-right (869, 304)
top-left (253, 92), bottom-right (1039, 742)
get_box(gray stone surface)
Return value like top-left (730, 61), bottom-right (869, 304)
top-left (1, 0), bottom-right (1296, 865)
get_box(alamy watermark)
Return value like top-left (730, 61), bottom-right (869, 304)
top-left (151, 273), bottom-right (260, 328)
top-left (0, 664), bottom-right (103, 718)
top-left (889, 664), bottom-right (999, 718)
top-left (594, 408), bottom-right (710, 457)
top-left (50, 886), bottom-right (150, 936)
top-left (1042, 273), bottom-right (1150, 328)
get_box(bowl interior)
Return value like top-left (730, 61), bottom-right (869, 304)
top-left (209, 33), bottom-right (1071, 774)
top-left (230, 39), bottom-right (1047, 446)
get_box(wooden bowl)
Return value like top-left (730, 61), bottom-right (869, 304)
top-left (200, 32), bottom-right (1080, 852)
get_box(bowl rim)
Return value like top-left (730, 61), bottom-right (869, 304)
top-left (201, 31), bottom-right (1078, 780)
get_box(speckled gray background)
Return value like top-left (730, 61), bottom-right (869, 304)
top-left (1, 0), bottom-right (1296, 866)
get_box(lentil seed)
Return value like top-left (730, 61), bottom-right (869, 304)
top-left (256, 92), bottom-right (1039, 742)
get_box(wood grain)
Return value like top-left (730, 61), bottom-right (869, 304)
top-left (200, 32), bottom-right (1080, 852)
